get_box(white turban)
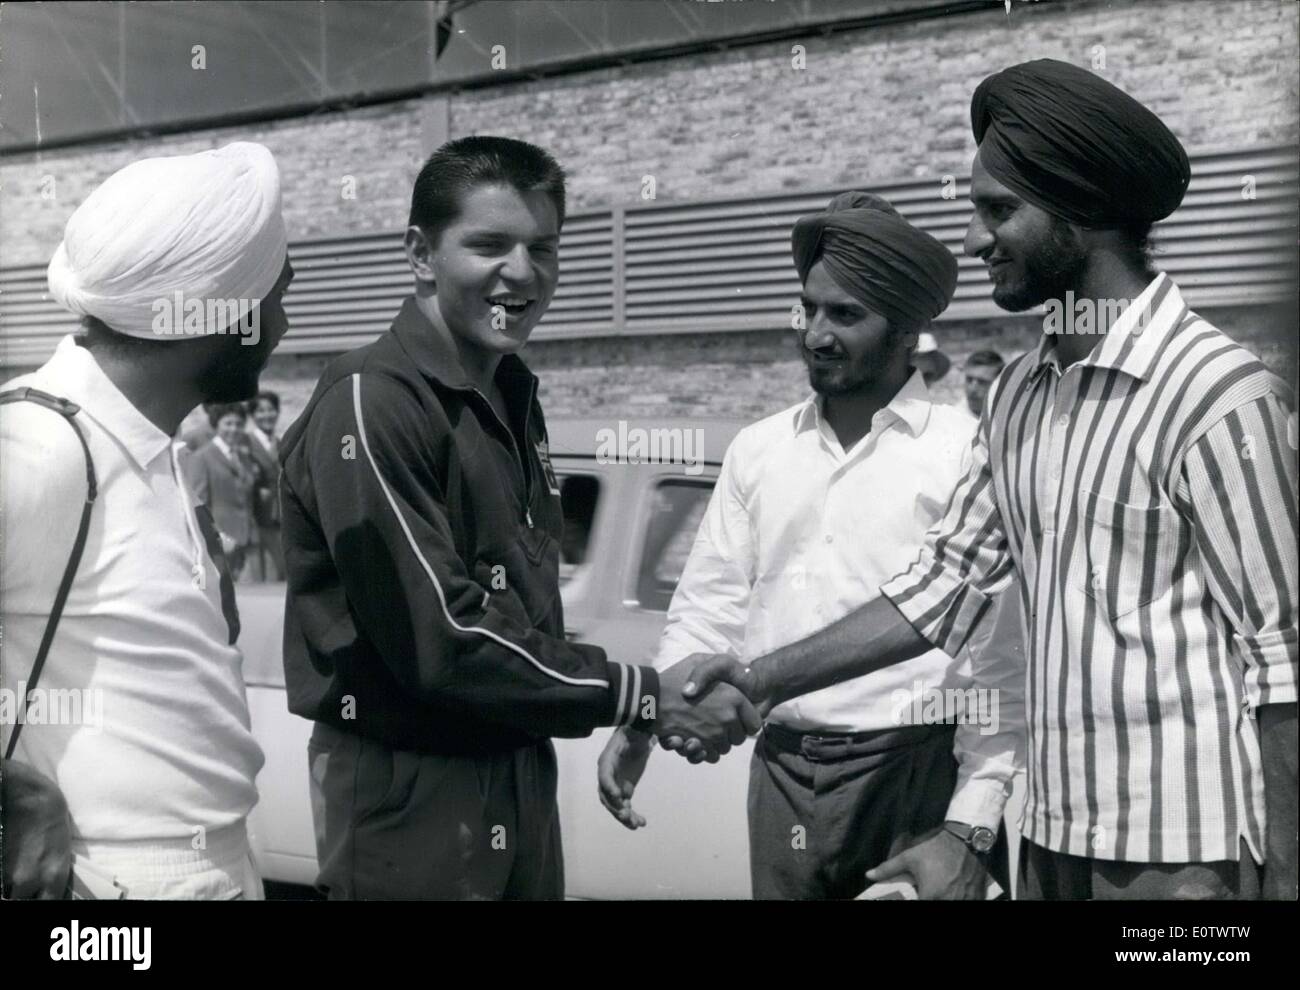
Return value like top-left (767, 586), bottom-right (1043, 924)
top-left (47, 142), bottom-right (287, 339)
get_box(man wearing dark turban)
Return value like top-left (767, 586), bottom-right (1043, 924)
top-left (784, 191), bottom-right (958, 405)
top-left (680, 60), bottom-right (1298, 903)
top-left (598, 193), bottom-right (1027, 900)
top-left (966, 58), bottom-right (1191, 321)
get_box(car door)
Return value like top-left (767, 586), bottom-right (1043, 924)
top-left (551, 461), bottom-right (754, 899)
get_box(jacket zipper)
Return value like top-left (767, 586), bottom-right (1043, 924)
top-left (520, 378), bottom-right (537, 528)
top-left (469, 381), bottom-right (537, 528)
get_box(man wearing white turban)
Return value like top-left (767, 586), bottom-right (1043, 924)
top-left (1, 141), bottom-right (293, 899)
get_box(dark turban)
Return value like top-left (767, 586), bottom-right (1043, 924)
top-left (971, 59), bottom-right (1190, 227)
top-left (790, 191), bottom-right (958, 327)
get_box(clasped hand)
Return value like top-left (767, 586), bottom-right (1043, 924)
top-left (597, 653), bottom-right (770, 829)
top-left (654, 653), bottom-right (770, 764)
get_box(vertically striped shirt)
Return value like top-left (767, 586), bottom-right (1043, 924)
top-left (881, 274), bottom-right (1298, 863)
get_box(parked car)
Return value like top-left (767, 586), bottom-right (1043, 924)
top-left (238, 416), bottom-right (1025, 898)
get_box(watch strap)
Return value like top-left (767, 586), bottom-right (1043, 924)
top-left (943, 820), bottom-right (995, 855)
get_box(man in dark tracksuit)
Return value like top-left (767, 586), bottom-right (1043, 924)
top-left (279, 136), bottom-right (759, 900)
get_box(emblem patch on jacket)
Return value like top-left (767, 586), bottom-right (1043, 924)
top-left (535, 441), bottom-right (562, 495)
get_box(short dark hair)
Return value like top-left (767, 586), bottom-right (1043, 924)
top-left (207, 402), bottom-right (247, 429)
top-left (81, 314), bottom-right (176, 357)
top-left (965, 349), bottom-right (1005, 371)
top-left (408, 135), bottom-right (566, 245)
top-left (249, 390), bottom-right (280, 413)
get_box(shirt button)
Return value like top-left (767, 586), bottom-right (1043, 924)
top-left (824, 534), bottom-right (834, 544)
top-left (1057, 415), bottom-right (1069, 429)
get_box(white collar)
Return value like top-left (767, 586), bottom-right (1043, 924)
top-left (249, 427), bottom-right (276, 453)
top-left (38, 336), bottom-right (174, 469)
top-left (792, 367), bottom-right (934, 439)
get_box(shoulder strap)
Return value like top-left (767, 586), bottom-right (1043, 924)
top-left (1, 387), bottom-right (98, 761)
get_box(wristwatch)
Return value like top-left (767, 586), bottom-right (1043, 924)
top-left (943, 820), bottom-right (997, 856)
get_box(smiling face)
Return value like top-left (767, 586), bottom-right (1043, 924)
top-left (252, 397), bottom-right (278, 434)
top-left (409, 182), bottom-right (560, 358)
top-left (965, 150), bottom-right (1087, 312)
top-left (216, 410), bottom-right (245, 447)
top-left (798, 262), bottom-right (909, 397)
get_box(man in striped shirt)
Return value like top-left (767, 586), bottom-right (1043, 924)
top-left (680, 59), bottom-right (1297, 900)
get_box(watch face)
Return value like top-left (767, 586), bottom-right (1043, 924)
top-left (971, 827), bottom-right (997, 854)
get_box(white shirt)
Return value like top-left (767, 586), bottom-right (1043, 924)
top-left (1, 336), bottom-right (264, 841)
top-left (654, 370), bottom-right (1024, 829)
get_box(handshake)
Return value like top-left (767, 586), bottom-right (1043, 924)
top-left (598, 652), bottom-right (770, 829)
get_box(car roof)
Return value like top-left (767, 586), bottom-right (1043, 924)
top-left (546, 417), bottom-right (753, 465)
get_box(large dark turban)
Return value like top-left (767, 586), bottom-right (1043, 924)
top-left (790, 191), bottom-right (958, 327)
top-left (971, 58), bottom-right (1190, 227)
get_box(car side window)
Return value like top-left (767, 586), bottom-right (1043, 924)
top-left (634, 478), bottom-right (713, 612)
top-left (557, 473), bottom-right (601, 583)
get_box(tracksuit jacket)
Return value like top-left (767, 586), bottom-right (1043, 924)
top-left (279, 297), bottom-right (659, 755)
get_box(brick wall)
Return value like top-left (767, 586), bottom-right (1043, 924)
top-left (451, 0), bottom-right (1299, 208)
top-left (5, 0), bottom-right (1297, 427)
top-left (0, 101), bottom-right (430, 265)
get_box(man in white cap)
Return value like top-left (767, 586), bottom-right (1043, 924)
top-left (910, 331), bottom-right (952, 386)
top-left (1, 142), bottom-right (292, 898)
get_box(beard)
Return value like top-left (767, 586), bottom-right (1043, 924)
top-left (195, 334), bottom-right (274, 403)
top-left (806, 357), bottom-right (873, 396)
top-left (992, 218), bottom-right (1088, 312)
top-left (801, 327), bottom-right (902, 397)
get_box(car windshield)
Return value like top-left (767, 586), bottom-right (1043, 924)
top-left (634, 479), bottom-right (713, 611)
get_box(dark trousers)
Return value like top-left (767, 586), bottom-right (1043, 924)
top-left (307, 722), bottom-right (564, 900)
top-left (1018, 836), bottom-right (1262, 900)
top-left (747, 722), bottom-right (1008, 899)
